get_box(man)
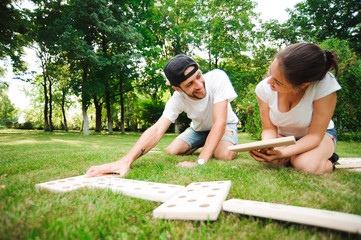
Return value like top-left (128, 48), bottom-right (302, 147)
top-left (86, 54), bottom-right (238, 177)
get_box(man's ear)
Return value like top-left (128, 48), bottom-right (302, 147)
top-left (172, 86), bottom-right (182, 93)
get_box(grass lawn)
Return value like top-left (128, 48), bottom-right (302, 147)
top-left (1, 129), bottom-right (361, 239)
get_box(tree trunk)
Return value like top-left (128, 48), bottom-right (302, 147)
top-left (39, 49), bottom-right (50, 132)
top-left (93, 96), bottom-right (102, 132)
top-left (43, 76), bottom-right (50, 131)
top-left (82, 107), bottom-right (89, 135)
top-left (101, 38), bottom-right (113, 135)
top-left (61, 88), bottom-right (68, 131)
top-left (82, 62), bottom-right (89, 135)
top-left (48, 80), bottom-right (53, 131)
top-left (208, 50), bottom-right (212, 70)
top-left (105, 82), bottom-right (113, 135)
top-left (168, 87), bottom-right (177, 133)
top-left (120, 75), bottom-right (125, 134)
top-left (174, 119), bottom-right (180, 134)
top-left (107, 114), bottom-right (113, 134)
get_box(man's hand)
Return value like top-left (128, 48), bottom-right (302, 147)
top-left (85, 160), bottom-right (130, 177)
top-left (176, 161), bottom-right (198, 168)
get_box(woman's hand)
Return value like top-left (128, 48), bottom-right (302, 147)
top-left (249, 148), bottom-right (290, 166)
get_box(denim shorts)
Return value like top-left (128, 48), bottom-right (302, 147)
top-left (176, 123), bottom-right (238, 149)
top-left (326, 128), bottom-right (337, 146)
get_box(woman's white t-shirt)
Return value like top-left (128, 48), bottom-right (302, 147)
top-left (162, 69), bottom-right (239, 132)
top-left (255, 72), bottom-right (341, 139)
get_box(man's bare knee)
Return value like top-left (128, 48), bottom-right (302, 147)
top-left (214, 139), bottom-right (237, 160)
top-left (166, 139), bottom-right (184, 155)
top-left (214, 150), bottom-right (237, 160)
top-left (166, 145), bottom-right (177, 155)
top-left (166, 139), bottom-right (195, 155)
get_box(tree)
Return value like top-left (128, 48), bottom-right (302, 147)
top-left (62, 0), bottom-right (144, 135)
top-left (52, 63), bottom-right (73, 131)
top-left (35, 46), bottom-right (53, 131)
top-left (0, 81), bottom-right (16, 120)
top-left (111, 0), bottom-right (187, 131)
top-left (200, 0), bottom-right (257, 69)
top-left (30, 0), bottom-right (68, 131)
top-left (31, 0), bottom-right (140, 135)
top-left (264, 0), bottom-right (361, 55)
top-left (0, 0), bottom-right (30, 73)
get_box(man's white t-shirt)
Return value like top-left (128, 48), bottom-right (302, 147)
top-left (255, 72), bottom-right (341, 139)
top-left (162, 69), bottom-right (239, 132)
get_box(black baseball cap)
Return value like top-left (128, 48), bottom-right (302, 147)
top-left (164, 54), bottom-right (199, 86)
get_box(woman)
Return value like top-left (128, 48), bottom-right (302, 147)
top-left (250, 42), bottom-right (341, 174)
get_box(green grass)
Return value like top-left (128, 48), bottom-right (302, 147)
top-left (1, 129), bottom-right (361, 239)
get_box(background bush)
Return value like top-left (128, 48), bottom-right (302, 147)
top-left (235, 83), bottom-right (262, 139)
top-left (5, 121), bottom-right (13, 128)
top-left (320, 39), bottom-right (361, 139)
top-left (21, 121), bottom-right (33, 129)
top-left (234, 39), bottom-right (361, 140)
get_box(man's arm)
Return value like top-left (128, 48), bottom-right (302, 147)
top-left (198, 100), bottom-right (228, 162)
top-left (86, 117), bottom-right (172, 177)
top-left (177, 100), bottom-right (228, 167)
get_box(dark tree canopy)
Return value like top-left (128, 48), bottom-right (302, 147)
top-left (0, 0), bottom-right (30, 72)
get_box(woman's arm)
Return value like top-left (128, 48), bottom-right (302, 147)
top-left (251, 92), bottom-right (337, 162)
top-left (282, 92), bottom-right (337, 157)
top-left (249, 96), bottom-right (285, 164)
top-left (257, 96), bottom-right (278, 139)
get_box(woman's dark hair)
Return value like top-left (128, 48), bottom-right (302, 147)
top-left (276, 42), bottom-right (339, 87)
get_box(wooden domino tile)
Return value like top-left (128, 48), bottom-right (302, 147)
top-left (36, 175), bottom-right (185, 202)
top-left (338, 158), bottom-right (361, 164)
top-left (153, 181), bottom-right (231, 221)
top-left (228, 136), bottom-right (296, 153)
top-left (335, 158), bottom-right (361, 171)
top-left (93, 178), bottom-right (185, 202)
top-left (35, 175), bottom-right (102, 193)
top-left (223, 199), bottom-right (361, 234)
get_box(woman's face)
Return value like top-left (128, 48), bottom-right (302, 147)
top-left (267, 59), bottom-right (296, 93)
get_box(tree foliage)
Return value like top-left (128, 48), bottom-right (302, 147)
top-left (320, 39), bottom-right (361, 135)
top-left (0, 80), bottom-right (16, 120)
top-left (200, 0), bottom-right (257, 68)
top-left (264, 0), bottom-right (361, 55)
top-left (31, 0), bottom-right (144, 134)
top-left (1, 0), bottom-right (360, 139)
top-left (0, 0), bottom-right (30, 73)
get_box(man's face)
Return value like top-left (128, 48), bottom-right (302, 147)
top-left (173, 66), bottom-right (206, 100)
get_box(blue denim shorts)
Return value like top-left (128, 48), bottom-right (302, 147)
top-left (176, 123), bottom-right (238, 148)
top-left (326, 128), bottom-right (337, 146)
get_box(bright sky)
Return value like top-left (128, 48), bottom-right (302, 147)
top-left (3, 0), bottom-right (302, 111)
top-left (255, 0), bottom-right (301, 23)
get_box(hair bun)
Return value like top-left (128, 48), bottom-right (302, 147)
top-left (324, 50), bottom-right (333, 61)
top-left (324, 50), bottom-right (334, 73)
